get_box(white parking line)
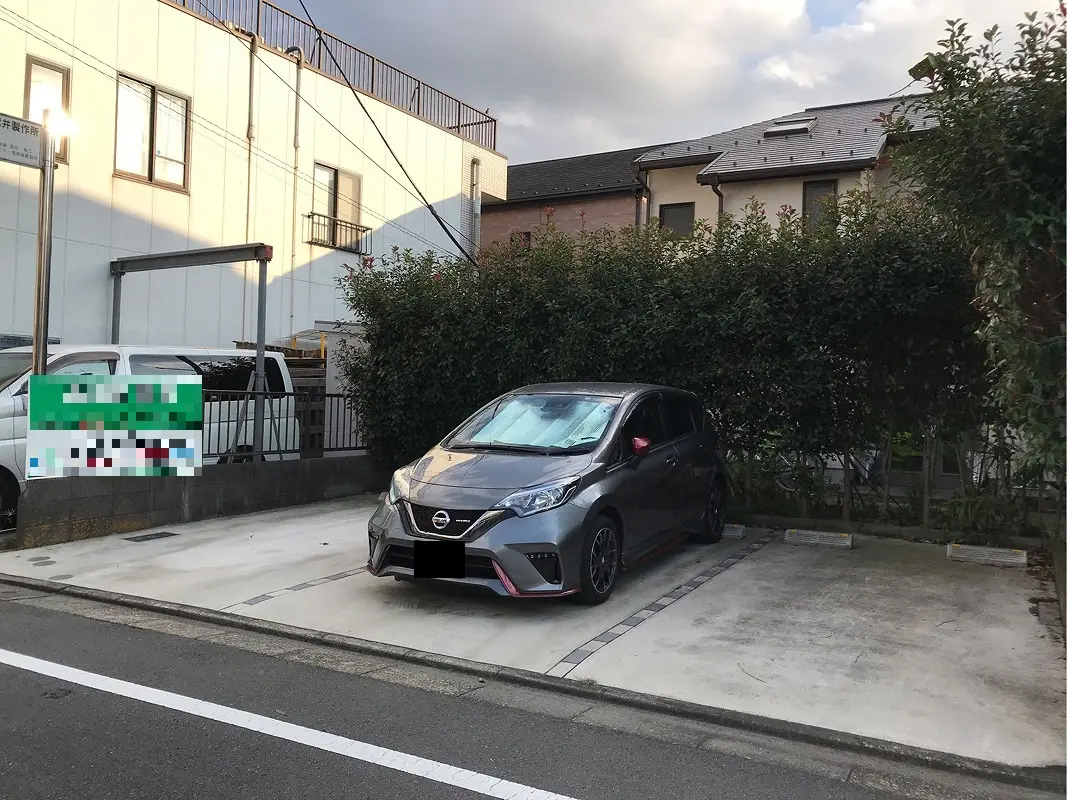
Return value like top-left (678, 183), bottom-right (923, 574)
top-left (0, 647), bottom-right (581, 800)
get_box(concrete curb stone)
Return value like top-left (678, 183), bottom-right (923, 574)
top-left (1, 571), bottom-right (1063, 794)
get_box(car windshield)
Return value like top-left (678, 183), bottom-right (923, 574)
top-left (447, 393), bottom-right (621, 453)
top-left (0, 352), bottom-right (32, 392)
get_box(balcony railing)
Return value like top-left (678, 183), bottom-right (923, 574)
top-left (166, 0), bottom-right (497, 150)
top-left (305, 212), bottom-right (371, 254)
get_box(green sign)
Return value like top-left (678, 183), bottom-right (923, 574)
top-left (27, 375), bottom-right (202, 477)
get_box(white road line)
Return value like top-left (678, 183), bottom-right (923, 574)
top-left (0, 647), bottom-right (581, 800)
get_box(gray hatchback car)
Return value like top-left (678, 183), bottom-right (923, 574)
top-left (367, 382), bottom-right (729, 604)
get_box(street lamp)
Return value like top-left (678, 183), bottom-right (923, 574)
top-left (30, 108), bottom-right (64, 376)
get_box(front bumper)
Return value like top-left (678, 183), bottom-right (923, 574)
top-left (366, 498), bottom-right (588, 597)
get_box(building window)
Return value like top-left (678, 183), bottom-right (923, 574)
top-left (802, 180), bottom-right (838, 230)
top-left (306, 162), bottom-right (369, 254)
top-left (24, 57), bottom-right (70, 162)
top-left (659, 203), bottom-right (695, 237)
top-left (512, 231), bottom-right (532, 248)
top-left (115, 75), bottom-right (189, 188)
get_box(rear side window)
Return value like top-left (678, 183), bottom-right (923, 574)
top-left (690, 398), bottom-right (705, 431)
top-left (128, 354), bottom-right (285, 395)
top-left (128, 354), bottom-right (197, 376)
top-left (663, 394), bottom-right (696, 440)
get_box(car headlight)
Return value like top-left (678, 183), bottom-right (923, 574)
top-left (388, 467), bottom-right (412, 505)
top-left (494, 477), bottom-right (579, 518)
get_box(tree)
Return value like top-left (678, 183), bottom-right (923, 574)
top-left (885, 8), bottom-right (1066, 479)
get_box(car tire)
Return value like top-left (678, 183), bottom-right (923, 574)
top-left (574, 515), bottom-right (621, 605)
top-left (694, 478), bottom-right (727, 544)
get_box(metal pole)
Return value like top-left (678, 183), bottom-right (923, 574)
top-left (252, 257), bottom-right (267, 458)
top-left (111, 272), bottom-right (123, 344)
top-left (31, 110), bottom-right (56, 375)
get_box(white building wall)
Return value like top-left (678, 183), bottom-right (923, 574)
top-left (0, 0), bottom-right (506, 348)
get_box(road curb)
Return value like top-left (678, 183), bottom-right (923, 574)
top-left (2, 571), bottom-right (1063, 794)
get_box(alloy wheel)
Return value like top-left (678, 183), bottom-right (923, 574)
top-left (589, 526), bottom-right (618, 594)
top-left (708, 483), bottom-right (725, 535)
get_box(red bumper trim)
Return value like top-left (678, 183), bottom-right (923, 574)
top-left (492, 560), bottom-right (580, 598)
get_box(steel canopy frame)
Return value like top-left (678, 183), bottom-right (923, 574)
top-left (109, 243), bottom-right (275, 457)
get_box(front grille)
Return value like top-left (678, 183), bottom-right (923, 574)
top-left (383, 544), bottom-right (498, 581)
top-left (407, 503), bottom-right (486, 537)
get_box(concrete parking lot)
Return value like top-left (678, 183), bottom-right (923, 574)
top-left (0, 495), bottom-right (1062, 768)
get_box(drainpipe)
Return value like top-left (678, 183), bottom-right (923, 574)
top-left (285, 46), bottom-right (304, 338)
top-left (241, 34), bottom-right (259, 341)
top-left (710, 176), bottom-right (725, 216)
top-left (634, 169), bottom-right (652, 227)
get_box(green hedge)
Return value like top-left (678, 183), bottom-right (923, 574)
top-left (338, 187), bottom-right (987, 471)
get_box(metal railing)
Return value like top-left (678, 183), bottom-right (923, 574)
top-left (304, 212), bottom-right (371, 254)
top-left (202, 389), bottom-right (365, 461)
top-left (167, 0), bottom-right (497, 150)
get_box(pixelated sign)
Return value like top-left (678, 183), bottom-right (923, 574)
top-left (26, 375), bottom-right (202, 477)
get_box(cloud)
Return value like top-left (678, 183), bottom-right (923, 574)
top-left (289, 0), bottom-right (1053, 163)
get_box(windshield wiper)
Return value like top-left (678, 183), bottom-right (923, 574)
top-left (449, 442), bottom-right (549, 454)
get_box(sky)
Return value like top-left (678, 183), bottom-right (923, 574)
top-left (282, 0), bottom-right (1052, 164)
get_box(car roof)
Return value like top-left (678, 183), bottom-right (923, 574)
top-left (510, 381), bottom-right (677, 399)
top-left (0, 344), bottom-right (283, 357)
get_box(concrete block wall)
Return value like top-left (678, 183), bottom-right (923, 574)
top-left (15, 455), bottom-right (389, 548)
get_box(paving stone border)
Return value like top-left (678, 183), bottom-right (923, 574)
top-left (548, 531), bottom-right (781, 677)
top-left (223, 567), bottom-right (368, 609)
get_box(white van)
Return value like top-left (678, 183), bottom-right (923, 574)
top-left (0, 345), bottom-right (301, 520)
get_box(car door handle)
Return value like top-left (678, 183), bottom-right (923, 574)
top-left (665, 454), bottom-right (678, 467)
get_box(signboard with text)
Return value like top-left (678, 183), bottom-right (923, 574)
top-left (0, 113), bottom-right (41, 169)
top-left (26, 375), bottom-right (203, 478)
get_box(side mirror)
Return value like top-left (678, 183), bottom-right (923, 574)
top-left (631, 437), bottom-right (651, 457)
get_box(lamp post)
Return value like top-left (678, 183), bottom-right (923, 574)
top-left (31, 108), bottom-right (56, 375)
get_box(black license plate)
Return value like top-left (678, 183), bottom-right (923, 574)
top-left (413, 540), bottom-right (465, 579)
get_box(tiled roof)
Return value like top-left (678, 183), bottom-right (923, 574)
top-left (488, 143), bottom-right (680, 205)
top-left (635, 96), bottom-right (933, 183)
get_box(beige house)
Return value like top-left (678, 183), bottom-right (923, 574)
top-left (635, 96), bottom-right (929, 234)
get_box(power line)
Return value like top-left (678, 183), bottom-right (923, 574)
top-left (294, 0), bottom-right (478, 264)
top-left (0, 7), bottom-right (455, 258)
top-left (191, 0), bottom-right (476, 260)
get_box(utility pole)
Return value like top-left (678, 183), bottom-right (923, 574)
top-left (31, 109), bottom-right (56, 375)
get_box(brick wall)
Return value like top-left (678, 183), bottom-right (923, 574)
top-left (481, 193), bottom-right (642, 246)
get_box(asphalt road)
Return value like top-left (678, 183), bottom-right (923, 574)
top-left (0, 599), bottom-right (1048, 800)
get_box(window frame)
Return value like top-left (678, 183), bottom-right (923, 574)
top-left (24, 55), bottom-right (71, 163)
top-left (313, 162), bottom-right (339, 220)
top-left (310, 161), bottom-right (364, 252)
top-left (802, 179), bottom-right (838, 230)
top-left (113, 74), bottom-right (191, 192)
top-left (658, 202), bottom-right (696, 237)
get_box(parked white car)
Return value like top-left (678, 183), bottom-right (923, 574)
top-left (0, 345), bottom-right (301, 521)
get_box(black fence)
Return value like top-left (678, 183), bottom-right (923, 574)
top-left (201, 390), bottom-right (365, 461)
top-left (168, 0), bottom-right (497, 150)
top-left (305, 212), bottom-right (371, 254)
